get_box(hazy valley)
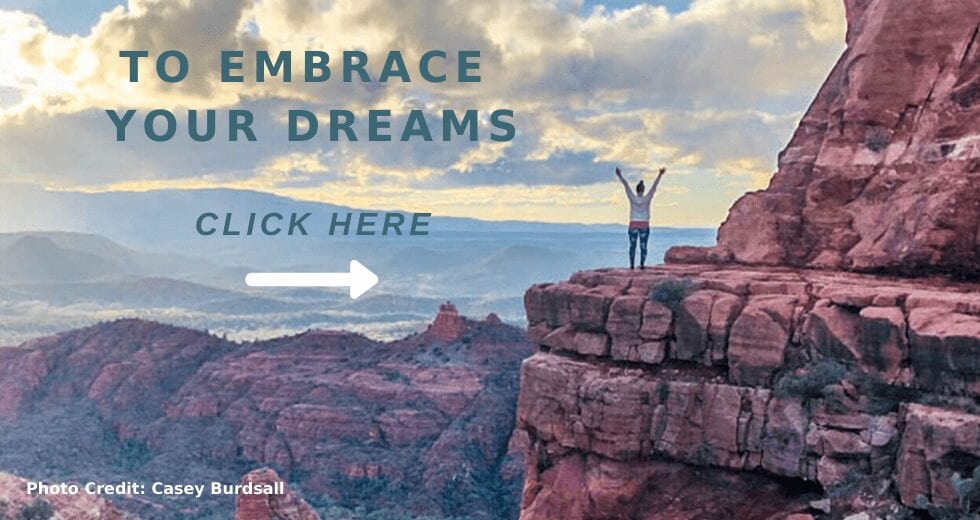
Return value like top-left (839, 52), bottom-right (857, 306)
top-left (0, 185), bottom-right (712, 345)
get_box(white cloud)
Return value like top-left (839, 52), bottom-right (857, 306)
top-left (0, 0), bottom-right (846, 225)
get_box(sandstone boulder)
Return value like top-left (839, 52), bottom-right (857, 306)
top-left (896, 404), bottom-right (980, 507)
top-left (728, 296), bottom-right (797, 386)
top-left (806, 302), bottom-right (910, 384)
top-left (761, 397), bottom-right (808, 477)
top-left (640, 300), bottom-right (673, 340)
top-left (541, 325), bottom-right (610, 357)
top-left (520, 0), bottom-right (980, 516)
top-left (605, 296), bottom-right (674, 365)
top-left (908, 307), bottom-right (980, 394)
top-left (673, 290), bottom-right (742, 365)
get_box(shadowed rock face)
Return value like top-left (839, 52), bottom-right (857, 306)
top-left (519, 265), bottom-right (980, 519)
top-left (0, 310), bottom-right (532, 519)
top-left (668, 0), bottom-right (980, 277)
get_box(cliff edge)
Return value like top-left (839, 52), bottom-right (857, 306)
top-left (517, 0), bottom-right (980, 517)
top-left (519, 266), bottom-right (979, 518)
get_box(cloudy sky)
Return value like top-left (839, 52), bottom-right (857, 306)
top-left (0, 0), bottom-right (845, 226)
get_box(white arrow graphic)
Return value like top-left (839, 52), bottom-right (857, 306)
top-left (245, 260), bottom-right (380, 299)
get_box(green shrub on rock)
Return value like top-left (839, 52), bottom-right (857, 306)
top-left (774, 360), bottom-right (849, 399)
top-left (649, 278), bottom-right (695, 311)
top-left (17, 499), bottom-right (54, 520)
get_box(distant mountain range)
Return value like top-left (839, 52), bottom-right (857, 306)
top-left (0, 183), bottom-right (624, 242)
top-left (0, 185), bottom-right (715, 344)
top-left (0, 232), bottom-right (211, 282)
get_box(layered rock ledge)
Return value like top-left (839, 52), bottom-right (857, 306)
top-left (516, 0), bottom-right (980, 517)
top-left (517, 265), bottom-right (980, 519)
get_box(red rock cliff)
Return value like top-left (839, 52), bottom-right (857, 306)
top-left (668, 0), bottom-right (980, 277)
top-left (518, 1), bottom-right (980, 518)
top-left (520, 267), bottom-right (980, 519)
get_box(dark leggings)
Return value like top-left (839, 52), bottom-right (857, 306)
top-left (628, 227), bottom-right (650, 268)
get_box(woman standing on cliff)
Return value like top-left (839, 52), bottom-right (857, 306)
top-left (616, 166), bottom-right (666, 269)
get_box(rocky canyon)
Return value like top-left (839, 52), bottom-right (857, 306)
top-left (0, 304), bottom-right (532, 519)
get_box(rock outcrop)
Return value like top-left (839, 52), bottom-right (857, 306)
top-left (516, 4), bottom-right (980, 515)
top-left (0, 306), bottom-right (532, 519)
top-left (235, 468), bottom-right (320, 520)
top-left (516, 0), bottom-right (980, 518)
top-left (667, 0), bottom-right (980, 277)
top-left (519, 266), bottom-right (980, 518)
top-left (424, 301), bottom-right (469, 342)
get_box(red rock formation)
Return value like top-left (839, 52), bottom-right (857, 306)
top-left (519, 265), bottom-right (980, 518)
top-left (0, 307), bottom-right (532, 519)
top-left (519, 1), bottom-right (980, 518)
top-left (0, 472), bottom-right (125, 519)
top-left (234, 468), bottom-right (320, 520)
top-left (424, 301), bottom-right (468, 342)
top-left (667, 0), bottom-right (980, 277)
